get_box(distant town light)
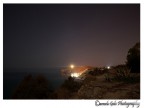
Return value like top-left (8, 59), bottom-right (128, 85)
top-left (71, 73), bottom-right (79, 77)
top-left (70, 64), bottom-right (74, 69)
top-left (107, 66), bottom-right (110, 69)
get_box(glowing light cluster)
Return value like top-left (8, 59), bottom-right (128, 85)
top-left (70, 64), bottom-right (74, 69)
top-left (107, 66), bottom-right (110, 69)
top-left (71, 73), bottom-right (79, 77)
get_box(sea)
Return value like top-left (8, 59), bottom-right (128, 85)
top-left (3, 68), bottom-right (66, 99)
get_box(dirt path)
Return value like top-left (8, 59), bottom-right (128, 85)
top-left (77, 73), bottom-right (140, 99)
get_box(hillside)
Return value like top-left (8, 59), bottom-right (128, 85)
top-left (55, 67), bottom-right (140, 99)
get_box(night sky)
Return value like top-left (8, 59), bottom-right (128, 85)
top-left (3, 4), bottom-right (140, 69)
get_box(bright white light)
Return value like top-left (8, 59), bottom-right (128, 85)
top-left (71, 73), bottom-right (79, 77)
top-left (107, 66), bottom-right (110, 69)
top-left (70, 64), bottom-right (74, 69)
